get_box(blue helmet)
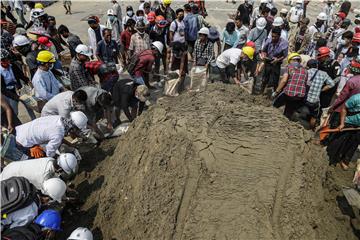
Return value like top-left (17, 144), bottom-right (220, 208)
top-left (34, 209), bottom-right (62, 231)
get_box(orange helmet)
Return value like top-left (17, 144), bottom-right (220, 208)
top-left (156, 15), bottom-right (167, 28)
top-left (147, 11), bottom-right (156, 23)
top-left (245, 41), bottom-right (256, 49)
top-left (353, 32), bottom-right (360, 43)
top-left (317, 47), bottom-right (330, 59)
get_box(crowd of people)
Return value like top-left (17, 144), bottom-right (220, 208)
top-left (0, 0), bottom-right (360, 239)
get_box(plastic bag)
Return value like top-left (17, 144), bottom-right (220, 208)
top-left (164, 71), bottom-right (180, 97)
top-left (190, 66), bottom-right (207, 91)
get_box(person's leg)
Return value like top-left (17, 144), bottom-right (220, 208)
top-left (261, 62), bottom-right (271, 93)
top-left (271, 63), bottom-right (282, 92)
top-left (153, 57), bottom-right (161, 82)
top-left (284, 97), bottom-right (303, 119)
top-left (5, 97), bottom-right (19, 116)
top-left (162, 47), bottom-right (167, 74)
top-left (6, 6), bottom-right (17, 24)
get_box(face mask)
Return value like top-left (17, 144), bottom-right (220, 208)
top-left (296, 4), bottom-right (302, 8)
top-left (137, 16), bottom-right (144, 22)
top-left (109, 16), bottom-right (116, 21)
top-left (179, 16), bottom-right (184, 21)
top-left (137, 30), bottom-right (145, 35)
top-left (127, 10), bottom-right (133, 16)
top-left (48, 63), bottom-right (54, 70)
top-left (339, 39), bottom-right (346, 45)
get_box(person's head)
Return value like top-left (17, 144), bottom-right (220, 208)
top-left (34, 209), bottom-right (62, 239)
top-left (97, 92), bottom-right (112, 108)
top-left (68, 111), bottom-right (88, 138)
top-left (155, 15), bottom-right (167, 29)
top-left (299, 17), bottom-right (310, 30)
top-left (41, 178), bottom-right (67, 204)
top-left (47, 15), bottom-right (56, 26)
top-left (67, 227), bottom-right (93, 240)
top-left (12, 35), bottom-right (31, 55)
top-left (270, 7), bottom-right (278, 17)
top-left (36, 50), bottom-right (56, 71)
top-left (307, 59), bottom-right (319, 69)
top-left (0, 49), bottom-right (11, 69)
top-left (235, 16), bottom-right (243, 29)
top-left (34, 2), bottom-right (45, 9)
top-left (162, 0), bottom-right (172, 8)
top-left (192, 4), bottom-right (199, 14)
top-left (37, 36), bottom-right (52, 50)
top-left (126, 5), bottom-right (134, 16)
top-left (341, 19), bottom-right (352, 29)
top-left (103, 28), bottom-right (112, 43)
top-left (225, 21), bottom-right (236, 34)
top-left (147, 11), bottom-right (156, 24)
top-left (355, 14), bottom-right (360, 25)
top-left (58, 24), bottom-right (70, 38)
top-left (172, 41), bottom-right (186, 59)
top-left (316, 12), bottom-right (327, 27)
top-left (198, 27), bottom-right (209, 42)
top-left (126, 18), bottom-right (136, 31)
top-left (87, 16), bottom-right (99, 29)
top-left (241, 46), bottom-right (255, 61)
top-left (256, 17), bottom-right (267, 31)
top-left (260, 0), bottom-right (268, 9)
top-left (341, 30), bottom-right (354, 46)
top-left (184, 3), bottom-right (191, 12)
top-left (56, 153), bottom-right (78, 176)
top-left (315, 38), bottom-right (327, 49)
top-left (349, 57), bottom-right (360, 75)
top-left (271, 27), bottom-right (281, 43)
top-left (151, 41), bottom-right (164, 56)
top-left (295, 0), bottom-right (303, 9)
top-left (135, 20), bottom-right (146, 34)
top-left (72, 89), bottom-right (88, 108)
top-left (272, 17), bottom-right (284, 29)
top-left (287, 52), bottom-right (302, 64)
top-left (208, 27), bottom-right (220, 42)
top-left (261, 7), bottom-right (270, 17)
top-left (316, 46), bottom-right (331, 62)
top-left (75, 44), bottom-right (92, 62)
top-left (144, 2), bottom-right (151, 14)
top-left (353, 33), bottom-right (360, 48)
top-left (176, 8), bottom-right (184, 21)
top-left (136, 10), bottom-right (144, 17)
top-left (279, 8), bottom-right (288, 18)
top-left (135, 85), bottom-right (150, 102)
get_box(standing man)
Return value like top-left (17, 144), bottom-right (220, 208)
top-left (63, 0), bottom-right (72, 15)
top-left (96, 28), bottom-right (120, 64)
top-left (57, 24), bottom-right (83, 58)
top-left (287, 0), bottom-right (303, 40)
top-left (14, 0), bottom-right (27, 27)
top-left (87, 16), bottom-right (105, 56)
top-left (129, 20), bottom-right (151, 55)
top-left (289, 17), bottom-right (311, 54)
top-left (111, 0), bottom-right (122, 32)
top-left (120, 19), bottom-right (136, 65)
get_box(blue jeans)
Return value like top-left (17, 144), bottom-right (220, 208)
top-left (5, 96), bottom-right (36, 120)
top-left (1, 134), bottom-right (29, 161)
top-left (132, 76), bottom-right (145, 85)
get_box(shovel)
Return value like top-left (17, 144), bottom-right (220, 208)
top-left (319, 127), bottom-right (359, 141)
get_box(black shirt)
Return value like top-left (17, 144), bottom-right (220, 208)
top-left (96, 39), bottom-right (119, 63)
top-left (237, 3), bottom-right (252, 26)
top-left (94, 26), bottom-right (102, 43)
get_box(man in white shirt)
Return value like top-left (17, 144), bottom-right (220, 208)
top-left (13, 0), bottom-right (27, 26)
top-left (41, 90), bottom-right (87, 118)
top-left (111, 0), bottom-right (122, 32)
top-left (169, 8), bottom-right (186, 44)
top-left (309, 12), bottom-right (327, 41)
top-left (287, 0), bottom-right (303, 39)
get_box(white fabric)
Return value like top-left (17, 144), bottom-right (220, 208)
top-left (169, 19), bottom-right (186, 43)
top-left (288, 6), bottom-right (303, 23)
top-left (87, 25), bottom-right (105, 56)
top-left (1, 157), bottom-right (55, 190)
top-left (1, 202), bottom-right (38, 230)
top-left (112, 1), bottom-right (122, 21)
top-left (13, 0), bottom-right (24, 10)
top-left (41, 91), bottom-right (74, 118)
top-left (32, 69), bottom-right (62, 101)
top-left (216, 48), bottom-right (242, 69)
top-left (15, 115), bottom-right (65, 157)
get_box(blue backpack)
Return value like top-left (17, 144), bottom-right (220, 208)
top-left (184, 14), bottom-right (200, 42)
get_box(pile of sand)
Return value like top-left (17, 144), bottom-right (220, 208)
top-left (60, 84), bottom-right (357, 239)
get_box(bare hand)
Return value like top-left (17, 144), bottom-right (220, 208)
top-left (338, 123), bottom-right (345, 131)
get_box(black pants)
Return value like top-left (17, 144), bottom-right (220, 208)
top-left (273, 93), bottom-right (304, 119)
top-left (262, 62), bottom-right (281, 91)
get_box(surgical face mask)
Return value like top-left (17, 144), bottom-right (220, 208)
top-left (137, 29), bottom-right (145, 35)
top-left (109, 15), bottom-right (116, 21)
top-left (48, 63), bottom-right (54, 70)
top-left (127, 10), bottom-right (133, 16)
top-left (178, 16), bottom-right (184, 21)
top-left (137, 16), bottom-right (144, 22)
top-left (338, 39), bottom-right (346, 45)
top-left (296, 3), bottom-right (302, 8)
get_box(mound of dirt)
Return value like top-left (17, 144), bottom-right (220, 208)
top-left (62, 84), bottom-right (357, 239)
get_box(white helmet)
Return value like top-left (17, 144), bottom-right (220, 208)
top-left (70, 111), bottom-right (88, 131)
top-left (280, 8), bottom-right (288, 14)
top-left (256, 17), bottom-right (267, 30)
top-left (57, 153), bottom-right (78, 175)
top-left (151, 41), bottom-right (164, 54)
top-left (32, 9), bottom-right (45, 18)
top-left (260, 0), bottom-right (268, 3)
top-left (296, 0), bottom-right (303, 4)
top-left (317, 12), bottom-right (327, 21)
top-left (12, 35), bottom-right (31, 47)
top-left (273, 17), bottom-right (284, 27)
top-left (42, 178), bottom-right (66, 203)
top-left (75, 44), bottom-right (92, 57)
top-left (67, 227), bottom-right (93, 240)
top-left (198, 27), bottom-right (209, 36)
top-left (107, 9), bottom-right (114, 16)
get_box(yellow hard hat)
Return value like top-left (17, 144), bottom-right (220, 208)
top-left (36, 50), bottom-right (56, 63)
top-left (34, 3), bottom-right (44, 9)
top-left (242, 46), bottom-right (255, 60)
top-left (163, 0), bottom-right (172, 5)
top-left (287, 52), bottom-right (301, 62)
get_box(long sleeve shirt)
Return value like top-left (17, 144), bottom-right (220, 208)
top-left (15, 115), bottom-right (65, 157)
top-left (69, 58), bottom-right (95, 90)
top-left (32, 69), bottom-right (62, 101)
top-left (194, 39), bottom-right (214, 65)
top-left (332, 75), bottom-right (360, 112)
top-left (221, 29), bottom-right (240, 48)
top-left (262, 38), bottom-right (289, 60)
top-left (41, 91), bottom-right (75, 118)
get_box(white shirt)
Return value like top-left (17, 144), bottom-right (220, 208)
top-left (15, 115), bottom-right (65, 157)
top-left (32, 68), bottom-right (62, 101)
top-left (1, 157), bottom-right (55, 190)
top-left (216, 48), bottom-right (242, 69)
top-left (308, 24), bottom-right (326, 40)
top-left (289, 6), bottom-right (303, 23)
top-left (1, 202), bottom-right (38, 230)
top-left (13, 0), bottom-right (24, 10)
top-left (169, 19), bottom-right (186, 43)
top-left (88, 25), bottom-right (105, 56)
top-left (41, 91), bottom-right (74, 118)
top-left (112, 2), bottom-right (122, 21)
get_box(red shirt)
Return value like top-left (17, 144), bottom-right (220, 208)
top-left (134, 50), bottom-right (155, 77)
top-left (332, 75), bottom-right (360, 112)
top-left (120, 30), bottom-right (132, 50)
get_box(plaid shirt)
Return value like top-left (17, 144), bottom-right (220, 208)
top-left (128, 32), bottom-right (151, 54)
top-left (284, 63), bottom-right (308, 98)
top-left (194, 39), bottom-right (214, 65)
top-left (69, 58), bottom-right (95, 90)
top-left (85, 61), bottom-right (103, 76)
top-left (306, 68), bottom-right (335, 104)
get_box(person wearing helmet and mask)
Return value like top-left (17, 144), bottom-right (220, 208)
top-left (111, 0), bottom-right (122, 29)
top-left (269, 16), bottom-right (288, 40)
top-left (273, 53), bottom-right (308, 119)
top-left (129, 20), bottom-right (151, 56)
top-left (317, 46), bottom-right (341, 108)
top-left (287, 0), bottom-right (303, 39)
top-left (120, 19), bottom-right (136, 65)
top-left (155, 0), bottom-right (176, 25)
top-left (112, 79), bottom-right (150, 124)
top-left (279, 8), bottom-right (290, 32)
top-left (194, 27), bottom-right (214, 67)
top-left (15, 111), bottom-right (88, 158)
top-left (336, 31), bottom-right (354, 72)
top-left (1, 153), bottom-right (78, 191)
top-left (26, 3), bottom-right (48, 30)
top-left (69, 44), bottom-right (96, 90)
top-left (146, 11), bottom-right (156, 31)
top-left (37, 36), bottom-right (62, 70)
top-left (87, 15), bottom-right (105, 56)
top-left (136, 9), bottom-right (147, 24)
top-left (122, 6), bottom-right (137, 30)
top-left (309, 12), bottom-right (327, 41)
top-left (248, 17), bottom-right (267, 54)
top-left (106, 9), bottom-right (121, 40)
top-left (41, 90), bottom-right (87, 118)
top-left (216, 46), bottom-right (255, 84)
top-left (150, 15), bottom-right (168, 81)
top-left (289, 17), bottom-right (311, 54)
top-left (96, 28), bottom-right (120, 64)
top-left (32, 50), bottom-right (64, 107)
top-left (68, 227), bottom-right (93, 240)
top-left (12, 35), bottom-right (38, 78)
top-left (131, 41), bottom-right (164, 88)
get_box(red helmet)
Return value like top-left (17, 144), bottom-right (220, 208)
top-left (147, 11), bottom-right (156, 22)
top-left (336, 12), bottom-right (346, 20)
top-left (317, 47), bottom-right (330, 59)
top-left (245, 41), bottom-right (256, 49)
top-left (156, 15), bottom-right (167, 28)
top-left (353, 32), bottom-right (360, 43)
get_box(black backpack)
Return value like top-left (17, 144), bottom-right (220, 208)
top-left (1, 177), bottom-right (37, 216)
top-left (2, 223), bottom-right (41, 240)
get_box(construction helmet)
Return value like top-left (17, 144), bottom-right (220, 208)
top-left (151, 41), bottom-right (164, 54)
top-left (273, 17), bottom-right (284, 27)
top-left (317, 12), bottom-right (327, 21)
top-left (198, 27), bottom-right (210, 36)
top-left (12, 35), bottom-right (31, 47)
top-left (336, 12), bottom-right (346, 20)
top-left (0, 49), bottom-right (10, 60)
top-left (42, 178), bottom-right (66, 203)
top-left (296, 0), bottom-right (303, 4)
top-left (75, 44), bottom-right (92, 57)
top-left (147, 11), bottom-right (156, 22)
top-left (163, 0), bottom-right (172, 5)
top-left (70, 111), bottom-right (88, 131)
top-left (67, 227), bottom-right (93, 240)
top-left (34, 3), bottom-right (44, 9)
top-left (317, 47), bottom-right (330, 59)
top-left (287, 52), bottom-right (301, 62)
top-left (242, 46), bottom-right (255, 60)
top-left (155, 15), bottom-right (167, 28)
top-left (34, 209), bottom-right (62, 231)
top-left (350, 57), bottom-right (360, 74)
top-left (107, 9), bottom-right (114, 16)
top-left (353, 33), bottom-right (360, 43)
top-left (256, 17), bottom-right (267, 30)
top-left (57, 153), bottom-right (78, 175)
top-left (32, 9), bottom-right (45, 18)
top-left (36, 50), bottom-right (56, 63)
top-left (280, 8), bottom-right (288, 14)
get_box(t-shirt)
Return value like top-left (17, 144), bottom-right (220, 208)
top-left (169, 19), bottom-right (185, 43)
top-left (289, 7), bottom-right (303, 23)
top-left (216, 48), bottom-right (242, 68)
top-left (345, 93), bottom-right (360, 126)
top-left (94, 27), bottom-right (102, 44)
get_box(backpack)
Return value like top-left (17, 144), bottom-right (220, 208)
top-left (1, 177), bottom-right (37, 216)
top-left (2, 223), bottom-right (40, 240)
top-left (125, 51), bottom-right (152, 76)
top-left (184, 14), bottom-right (200, 42)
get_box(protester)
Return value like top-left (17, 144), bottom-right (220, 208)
top-left (87, 16), bottom-right (105, 56)
top-left (129, 20), bottom-right (151, 55)
top-left (96, 28), bottom-right (120, 64)
top-left (58, 24), bottom-right (83, 58)
top-left (194, 27), bottom-right (214, 67)
top-left (106, 9), bottom-right (121, 41)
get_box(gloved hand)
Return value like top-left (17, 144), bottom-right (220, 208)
top-left (30, 145), bottom-right (45, 158)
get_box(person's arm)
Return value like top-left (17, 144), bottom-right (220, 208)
top-left (330, 81), bottom-right (350, 112)
top-left (216, 39), bottom-right (221, 56)
top-left (338, 106), bottom-right (347, 130)
top-left (1, 95), bottom-right (14, 133)
top-left (322, 74), bottom-right (335, 92)
top-left (275, 72), bottom-right (289, 94)
top-left (46, 133), bottom-right (64, 157)
top-left (120, 93), bottom-right (133, 122)
top-left (104, 107), bottom-right (113, 130)
top-left (138, 101), bottom-right (145, 116)
top-left (206, 43), bottom-right (214, 65)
